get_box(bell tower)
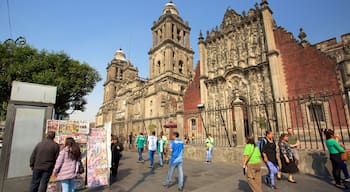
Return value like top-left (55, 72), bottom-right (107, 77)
top-left (148, 1), bottom-right (194, 79)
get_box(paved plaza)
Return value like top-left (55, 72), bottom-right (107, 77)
top-left (84, 151), bottom-right (349, 192)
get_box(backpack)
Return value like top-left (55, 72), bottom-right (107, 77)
top-left (257, 137), bottom-right (267, 154)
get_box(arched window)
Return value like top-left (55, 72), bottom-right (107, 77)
top-left (179, 60), bottom-right (183, 73)
top-left (191, 119), bottom-right (197, 130)
top-left (158, 60), bottom-right (161, 73)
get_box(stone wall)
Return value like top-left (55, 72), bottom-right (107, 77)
top-left (184, 145), bottom-right (333, 178)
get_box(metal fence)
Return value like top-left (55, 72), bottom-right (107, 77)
top-left (184, 91), bottom-right (350, 150)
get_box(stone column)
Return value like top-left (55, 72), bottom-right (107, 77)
top-left (186, 30), bottom-right (190, 49)
top-left (233, 98), bottom-right (245, 146)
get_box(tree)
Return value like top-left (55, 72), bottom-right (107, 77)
top-left (0, 43), bottom-right (101, 120)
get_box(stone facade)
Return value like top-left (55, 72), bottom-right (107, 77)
top-left (96, 1), bottom-right (194, 136)
top-left (183, 0), bottom-right (349, 144)
top-left (97, 0), bottom-right (349, 144)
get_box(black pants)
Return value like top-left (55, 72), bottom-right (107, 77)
top-left (330, 153), bottom-right (342, 185)
top-left (30, 169), bottom-right (52, 192)
top-left (111, 158), bottom-right (120, 177)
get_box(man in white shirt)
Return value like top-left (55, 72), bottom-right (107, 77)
top-left (147, 131), bottom-right (157, 168)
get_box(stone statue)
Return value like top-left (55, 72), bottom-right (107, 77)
top-left (298, 28), bottom-right (307, 41)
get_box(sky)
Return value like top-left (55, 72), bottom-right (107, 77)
top-left (1, 0), bottom-right (350, 122)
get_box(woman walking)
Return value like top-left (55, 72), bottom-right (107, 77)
top-left (53, 137), bottom-right (82, 192)
top-left (242, 136), bottom-right (262, 192)
top-left (278, 133), bottom-right (298, 183)
top-left (325, 129), bottom-right (347, 189)
top-left (205, 133), bottom-right (214, 164)
top-left (261, 130), bottom-right (279, 189)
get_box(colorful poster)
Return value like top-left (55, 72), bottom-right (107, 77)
top-left (78, 121), bottom-right (90, 134)
top-left (46, 120), bottom-right (89, 192)
top-left (46, 120), bottom-right (59, 133)
top-left (87, 128), bottom-right (109, 188)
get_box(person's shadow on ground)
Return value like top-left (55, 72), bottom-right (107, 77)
top-left (238, 179), bottom-right (251, 192)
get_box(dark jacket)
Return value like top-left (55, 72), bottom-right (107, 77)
top-left (111, 142), bottom-right (124, 164)
top-left (30, 139), bottom-right (60, 171)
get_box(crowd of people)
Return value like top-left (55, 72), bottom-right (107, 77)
top-left (133, 130), bottom-right (185, 191)
top-left (242, 127), bottom-right (349, 191)
top-left (29, 126), bottom-right (350, 192)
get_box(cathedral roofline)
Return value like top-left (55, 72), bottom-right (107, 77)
top-left (148, 39), bottom-right (194, 55)
top-left (151, 14), bottom-right (190, 31)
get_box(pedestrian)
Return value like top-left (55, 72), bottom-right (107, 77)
top-left (278, 133), bottom-right (298, 183)
top-left (135, 132), bottom-right (146, 163)
top-left (324, 129), bottom-right (347, 189)
top-left (111, 135), bottom-right (124, 180)
top-left (242, 136), bottom-right (262, 192)
top-left (287, 128), bottom-right (300, 165)
top-left (205, 133), bottom-right (214, 164)
top-left (334, 132), bottom-right (350, 182)
top-left (162, 132), bottom-right (169, 164)
top-left (129, 132), bottom-right (133, 149)
top-left (147, 131), bottom-right (157, 168)
top-left (53, 137), bottom-right (82, 192)
top-left (29, 131), bottom-right (60, 192)
top-left (261, 130), bottom-right (279, 189)
top-left (163, 131), bottom-right (184, 191)
top-left (157, 134), bottom-right (166, 167)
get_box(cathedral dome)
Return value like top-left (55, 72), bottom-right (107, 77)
top-left (162, 1), bottom-right (179, 15)
top-left (114, 48), bottom-right (127, 61)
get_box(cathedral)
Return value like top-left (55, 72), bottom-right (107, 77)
top-left (96, 1), bottom-right (194, 136)
top-left (96, 1), bottom-right (350, 145)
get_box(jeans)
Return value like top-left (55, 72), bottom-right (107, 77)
top-left (61, 179), bottom-right (75, 192)
top-left (148, 150), bottom-right (156, 166)
top-left (137, 148), bottom-right (144, 161)
top-left (266, 161), bottom-right (278, 186)
top-left (30, 169), bottom-right (52, 192)
top-left (342, 160), bottom-right (349, 179)
top-left (206, 147), bottom-right (213, 162)
top-left (164, 162), bottom-right (183, 189)
top-left (158, 151), bottom-right (163, 166)
top-left (330, 153), bottom-right (342, 185)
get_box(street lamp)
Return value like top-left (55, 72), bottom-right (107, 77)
top-left (2, 36), bottom-right (26, 51)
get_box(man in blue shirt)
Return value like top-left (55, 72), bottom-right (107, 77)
top-left (163, 131), bottom-right (184, 191)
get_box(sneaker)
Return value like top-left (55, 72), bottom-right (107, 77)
top-left (163, 182), bottom-right (170, 188)
top-left (335, 183), bottom-right (347, 189)
top-left (271, 185), bottom-right (278, 190)
top-left (178, 187), bottom-right (183, 191)
top-left (344, 178), bottom-right (350, 182)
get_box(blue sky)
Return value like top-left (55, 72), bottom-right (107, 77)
top-left (1, 0), bottom-right (350, 122)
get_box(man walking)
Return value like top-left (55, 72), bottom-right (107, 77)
top-left (157, 135), bottom-right (166, 167)
top-left (135, 132), bottom-right (146, 162)
top-left (163, 131), bottom-right (184, 191)
top-left (29, 131), bottom-right (60, 192)
top-left (147, 131), bottom-right (157, 168)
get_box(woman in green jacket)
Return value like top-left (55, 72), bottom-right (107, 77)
top-left (324, 129), bottom-right (347, 189)
top-left (242, 136), bottom-right (262, 192)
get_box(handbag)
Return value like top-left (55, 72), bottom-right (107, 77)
top-left (341, 151), bottom-right (349, 161)
top-left (77, 160), bottom-right (84, 174)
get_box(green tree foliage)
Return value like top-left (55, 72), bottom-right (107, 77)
top-left (0, 43), bottom-right (101, 120)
